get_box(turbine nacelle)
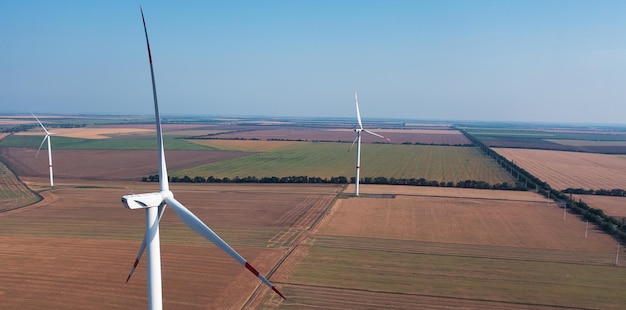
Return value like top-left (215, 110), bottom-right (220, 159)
top-left (122, 191), bottom-right (172, 209)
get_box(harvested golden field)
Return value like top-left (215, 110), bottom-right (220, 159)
top-left (494, 148), bottom-right (626, 190)
top-left (189, 139), bottom-right (298, 152)
top-left (319, 195), bottom-right (614, 250)
top-left (572, 194), bottom-right (626, 219)
top-left (16, 127), bottom-right (154, 139)
top-left (271, 186), bottom-right (626, 309)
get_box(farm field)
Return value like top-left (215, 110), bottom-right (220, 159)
top-left (0, 147), bottom-right (250, 181)
top-left (269, 185), bottom-right (626, 309)
top-left (0, 161), bottom-right (40, 212)
top-left (494, 148), bottom-right (626, 190)
top-left (206, 128), bottom-right (471, 145)
top-left (174, 142), bottom-right (515, 185)
top-left (0, 182), bottom-right (342, 309)
top-left (0, 132), bottom-right (215, 150)
top-left (572, 194), bottom-right (626, 219)
top-left (190, 139), bottom-right (299, 152)
top-left (345, 184), bottom-right (550, 202)
top-left (14, 123), bottom-right (231, 140)
top-left (466, 127), bottom-right (626, 153)
top-left (3, 118), bottom-right (626, 309)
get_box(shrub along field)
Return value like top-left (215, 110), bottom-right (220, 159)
top-left (173, 142), bottom-right (515, 185)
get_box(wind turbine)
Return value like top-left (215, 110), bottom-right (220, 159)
top-left (31, 112), bottom-right (54, 187)
top-left (122, 8), bottom-right (285, 309)
top-left (350, 91), bottom-right (389, 196)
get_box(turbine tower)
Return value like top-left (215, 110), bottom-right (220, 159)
top-left (122, 8), bottom-right (284, 310)
top-left (31, 112), bottom-right (54, 187)
top-left (350, 91), bottom-right (389, 196)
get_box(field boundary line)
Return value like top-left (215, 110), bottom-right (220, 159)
top-left (241, 190), bottom-right (342, 309)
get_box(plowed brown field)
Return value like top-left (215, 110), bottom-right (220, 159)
top-left (0, 147), bottom-right (249, 180)
top-left (494, 148), bottom-right (626, 190)
top-left (268, 185), bottom-right (626, 309)
top-left (0, 183), bottom-right (341, 309)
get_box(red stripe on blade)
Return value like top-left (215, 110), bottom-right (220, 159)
top-left (244, 262), bottom-right (260, 276)
top-left (273, 287), bottom-right (286, 299)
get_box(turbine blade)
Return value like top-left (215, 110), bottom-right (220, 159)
top-left (140, 7), bottom-right (169, 192)
top-left (363, 129), bottom-right (390, 141)
top-left (30, 112), bottom-right (50, 135)
top-left (165, 196), bottom-right (285, 299)
top-left (348, 135), bottom-right (358, 152)
top-left (126, 204), bottom-right (167, 283)
top-left (354, 91), bottom-right (363, 129)
top-left (36, 135), bottom-right (48, 158)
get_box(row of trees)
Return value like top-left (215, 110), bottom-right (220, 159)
top-left (143, 174), bottom-right (349, 184)
top-left (563, 188), bottom-right (626, 197)
top-left (457, 128), bottom-right (549, 191)
top-left (142, 174), bottom-right (527, 191)
top-left (559, 190), bottom-right (626, 242)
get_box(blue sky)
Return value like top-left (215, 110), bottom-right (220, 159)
top-left (1, 1), bottom-right (625, 124)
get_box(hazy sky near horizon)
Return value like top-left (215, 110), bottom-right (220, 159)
top-left (1, 0), bottom-right (625, 124)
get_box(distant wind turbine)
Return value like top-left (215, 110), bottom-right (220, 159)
top-left (122, 8), bottom-right (284, 310)
top-left (31, 112), bottom-right (54, 187)
top-left (350, 91), bottom-right (389, 196)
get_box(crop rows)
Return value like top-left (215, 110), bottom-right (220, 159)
top-left (314, 235), bottom-right (619, 266)
top-left (284, 243), bottom-right (626, 309)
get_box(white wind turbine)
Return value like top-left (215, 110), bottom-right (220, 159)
top-left (122, 8), bottom-right (285, 309)
top-left (350, 91), bottom-right (389, 196)
top-left (31, 112), bottom-right (54, 187)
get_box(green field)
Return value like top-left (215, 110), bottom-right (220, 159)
top-left (0, 134), bottom-right (215, 150)
top-left (0, 161), bottom-right (40, 212)
top-left (173, 142), bottom-right (514, 184)
top-left (466, 128), bottom-right (626, 142)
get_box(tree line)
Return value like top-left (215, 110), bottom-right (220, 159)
top-left (142, 174), bottom-right (527, 191)
top-left (557, 189), bottom-right (626, 243)
top-left (563, 188), bottom-right (626, 197)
